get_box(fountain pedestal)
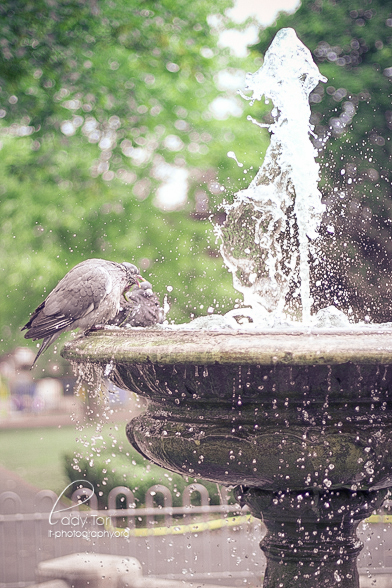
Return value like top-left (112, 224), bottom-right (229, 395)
top-left (63, 327), bottom-right (392, 588)
top-left (239, 487), bottom-right (386, 588)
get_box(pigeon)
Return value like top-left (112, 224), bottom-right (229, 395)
top-left (22, 258), bottom-right (143, 367)
top-left (108, 281), bottom-right (164, 328)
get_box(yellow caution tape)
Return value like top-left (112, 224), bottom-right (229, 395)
top-left (366, 514), bottom-right (392, 523)
top-left (106, 512), bottom-right (392, 538)
top-left (107, 512), bottom-right (392, 538)
top-left (106, 514), bottom-right (253, 537)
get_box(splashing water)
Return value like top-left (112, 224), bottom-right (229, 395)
top-left (227, 151), bottom-right (244, 168)
top-left (70, 29), bottom-right (332, 441)
top-left (218, 28), bottom-right (327, 325)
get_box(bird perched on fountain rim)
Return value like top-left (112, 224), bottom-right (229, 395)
top-left (22, 258), bottom-right (143, 367)
top-left (108, 280), bottom-right (165, 328)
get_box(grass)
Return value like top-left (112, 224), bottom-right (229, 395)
top-left (0, 422), bottom-right (128, 494)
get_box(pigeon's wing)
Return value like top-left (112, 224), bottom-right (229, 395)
top-left (22, 298), bottom-right (75, 340)
top-left (23, 262), bottom-right (114, 340)
top-left (45, 263), bottom-right (113, 317)
top-left (21, 300), bottom-right (46, 331)
top-left (23, 312), bottom-right (75, 341)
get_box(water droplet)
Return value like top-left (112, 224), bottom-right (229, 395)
top-left (227, 151), bottom-right (243, 167)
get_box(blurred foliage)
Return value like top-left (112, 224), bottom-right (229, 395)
top-left (3, 0), bottom-right (391, 365)
top-left (0, 0), bottom-right (270, 359)
top-left (256, 0), bottom-right (392, 321)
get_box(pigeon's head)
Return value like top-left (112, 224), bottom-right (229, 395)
top-left (128, 280), bottom-right (154, 298)
top-left (140, 280), bottom-right (153, 291)
top-left (121, 262), bottom-right (144, 289)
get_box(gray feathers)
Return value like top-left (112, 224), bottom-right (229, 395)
top-left (108, 281), bottom-right (164, 328)
top-left (22, 258), bottom-right (141, 367)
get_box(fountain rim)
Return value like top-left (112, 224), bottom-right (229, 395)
top-left (61, 325), bottom-right (392, 366)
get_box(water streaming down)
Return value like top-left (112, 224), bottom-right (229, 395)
top-left (218, 28), bottom-right (327, 325)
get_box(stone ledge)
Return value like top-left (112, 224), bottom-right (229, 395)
top-left (36, 553), bottom-right (142, 588)
top-left (360, 576), bottom-right (392, 588)
top-left (30, 581), bottom-right (69, 588)
top-left (62, 327), bottom-right (392, 366)
top-left (35, 553), bottom-right (240, 588)
top-left (35, 552), bottom-right (390, 588)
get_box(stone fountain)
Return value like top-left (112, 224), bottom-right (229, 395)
top-left (62, 29), bottom-right (392, 588)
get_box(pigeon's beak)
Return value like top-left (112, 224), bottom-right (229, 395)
top-left (136, 275), bottom-right (145, 288)
top-left (123, 276), bottom-right (144, 298)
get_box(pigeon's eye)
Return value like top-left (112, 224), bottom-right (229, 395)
top-left (121, 262), bottom-right (138, 273)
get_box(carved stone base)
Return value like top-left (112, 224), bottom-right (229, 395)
top-left (236, 486), bottom-right (388, 588)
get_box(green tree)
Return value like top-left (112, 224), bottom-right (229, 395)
top-left (255, 0), bottom-right (392, 321)
top-left (0, 0), bottom-right (270, 360)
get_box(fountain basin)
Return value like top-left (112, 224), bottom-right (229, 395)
top-left (62, 327), bottom-right (392, 588)
top-left (62, 327), bottom-right (392, 491)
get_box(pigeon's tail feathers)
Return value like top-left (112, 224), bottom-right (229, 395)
top-left (31, 334), bottom-right (59, 369)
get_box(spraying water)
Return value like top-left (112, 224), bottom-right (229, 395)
top-left (218, 28), bottom-right (327, 325)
